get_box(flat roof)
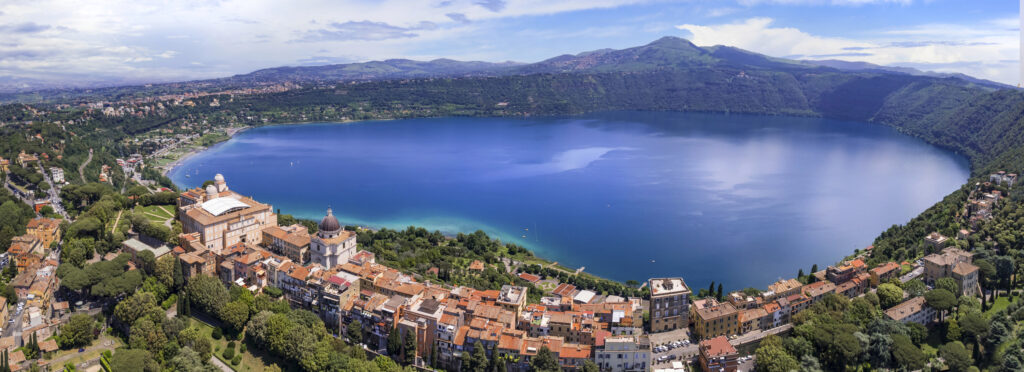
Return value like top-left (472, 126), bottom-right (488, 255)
top-left (201, 197), bottom-right (250, 216)
top-left (649, 277), bottom-right (690, 296)
top-left (123, 238), bottom-right (171, 258)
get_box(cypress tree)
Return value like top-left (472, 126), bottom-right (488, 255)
top-left (708, 281), bottom-right (715, 297)
top-left (716, 283), bottom-right (723, 301)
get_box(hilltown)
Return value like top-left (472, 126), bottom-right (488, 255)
top-left (0, 160), bottom-right (1016, 371)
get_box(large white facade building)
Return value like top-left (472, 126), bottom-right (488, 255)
top-left (594, 335), bottom-right (649, 372)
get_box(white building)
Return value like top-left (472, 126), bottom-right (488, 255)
top-left (310, 208), bottom-right (357, 268)
top-left (885, 297), bottom-right (936, 326)
top-left (49, 167), bottom-right (64, 184)
top-left (594, 335), bottom-right (650, 372)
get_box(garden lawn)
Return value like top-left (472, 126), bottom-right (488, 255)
top-left (985, 296), bottom-right (1016, 317)
top-left (188, 316), bottom-right (287, 372)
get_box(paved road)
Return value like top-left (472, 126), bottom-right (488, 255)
top-left (36, 163), bottom-right (69, 219)
top-left (210, 356), bottom-right (233, 372)
top-left (78, 149), bottom-right (92, 183)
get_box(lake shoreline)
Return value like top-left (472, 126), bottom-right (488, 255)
top-left (164, 112), bottom-right (970, 289)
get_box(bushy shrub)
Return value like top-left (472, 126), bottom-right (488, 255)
top-left (231, 355), bottom-right (242, 365)
top-left (223, 347), bottom-right (235, 360)
top-left (211, 327), bottom-right (222, 340)
top-left (227, 341), bottom-right (236, 349)
top-left (239, 344), bottom-right (247, 353)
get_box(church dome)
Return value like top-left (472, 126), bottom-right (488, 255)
top-left (205, 185), bottom-right (217, 197)
top-left (319, 207), bottom-right (341, 233)
top-left (214, 173), bottom-right (225, 183)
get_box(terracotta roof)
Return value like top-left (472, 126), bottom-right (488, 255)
top-left (179, 252), bottom-right (204, 264)
top-left (454, 326), bottom-right (470, 346)
top-left (802, 281), bottom-right (837, 298)
top-left (552, 283), bottom-right (577, 297)
top-left (695, 302), bottom-right (738, 321)
top-left (288, 265), bottom-right (310, 281)
top-left (738, 308), bottom-right (768, 322)
top-left (700, 336), bottom-right (737, 357)
top-left (518, 273), bottom-right (541, 283)
top-left (559, 344), bottom-right (591, 359)
top-left (870, 262), bottom-right (901, 276)
top-left (263, 225), bottom-right (311, 247)
top-left (8, 350), bottom-right (23, 365)
top-left (39, 339), bottom-right (58, 352)
top-left (468, 260), bottom-right (485, 271)
top-left (314, 229), bottom-right (355, 246)
top-left (953, 262), bottom-right (979, 276)
top-left (768, 279), bottom-right (803, 294)
top-left (885, 296), bottom-right (931, 321)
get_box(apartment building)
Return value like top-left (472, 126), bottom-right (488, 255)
top-left (647, 277), bottom-right (690, 332)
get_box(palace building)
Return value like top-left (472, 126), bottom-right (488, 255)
top-left (177, 174), bottom-right (277, 254)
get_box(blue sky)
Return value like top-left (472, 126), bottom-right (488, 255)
top-left (0, 0), bottom-right (1018, 87)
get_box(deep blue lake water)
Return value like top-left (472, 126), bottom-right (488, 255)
top-left (169, 112), bottom-right (969, 290)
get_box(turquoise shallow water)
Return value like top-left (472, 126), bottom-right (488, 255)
top-left (169, 111), bottom-right (969, 289)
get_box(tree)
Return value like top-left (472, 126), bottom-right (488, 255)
top-left (219, 300), bottom-right (250, 334)
top-left (975, 259), bottom-right (997, 289)
top-left (935, 277), bottom-right (959, 295)
top-left (890, 334), bottom-right (925, 370)
top-left (169, 347), bottom-right (219, 372)
top-left (925, 289), bottom-right (957, 320)
top-left (939, 341), bottom-right (973, 372)
top-left (154, 255), bottom-right (176, 288)
top-left (902, 279), bottom-right (927, 298)
top-left (581, 360), bottom-right (599, 372)
top-left (755, 335), bottom-right (798, 372)
top-left (798, 355), bottom-right (822, 372)
top-left (375, 356), bottom-right (401, 372)
top-left (403, 330), bottom-right (417, 365)
top-left (136, 250), bottom-right (156, 275)
top-left (530, 346), bottom-right (560, 372)
top-left (109, 349), bottom-right (159, 372)
top-left (113, 291), bottom-right (157, 327)
top-left (185, 275), bottom-right (228, 315)
top-left (129, 318), bottom-right (167, 355)
top-left (877, 283), bottom-right (904, 309)
top-left (958, 312), bottom-right (989, 341)
top-left (347, 320), bottom-right (362, 343)
top-left (866, 333), bottom-right (892, 368)
top-left (716, 283), bottom-right (723, 300)
top-left (387, 327), bottom-right (402, 358)
top-left (995, 256), bottom-right (1015, 291)
top-left (946, 318), bottom-right (962, 342)
top-left (57, 314), bottom-right (96, 348)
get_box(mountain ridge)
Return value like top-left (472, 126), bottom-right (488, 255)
top-left (0, 36), bottom-right (1010, 101)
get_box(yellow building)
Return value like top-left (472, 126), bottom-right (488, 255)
top-left (693, 302), bottom-right (739, 340)
top-left (177, 174), bottom-right (277, 254)
top-left (25, 218), bottom-right (61, 250)
top-left (261, 224), bottom-right (311, 264)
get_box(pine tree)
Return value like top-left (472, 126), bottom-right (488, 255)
top-left (430, 343), bottom-right (438, 368)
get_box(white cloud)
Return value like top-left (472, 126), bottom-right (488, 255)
top-left (738, 0), bottom-right (914, 5)
top-left (0, 0), bottom-right (652, 86)
top-left (677, 17), bottom-right (1019, 84)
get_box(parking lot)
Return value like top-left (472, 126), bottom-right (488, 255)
top-left (648, 328), bottom-right (697, 367)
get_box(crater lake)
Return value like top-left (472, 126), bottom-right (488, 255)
top-left (168, 111), bottom-right (969, 289)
